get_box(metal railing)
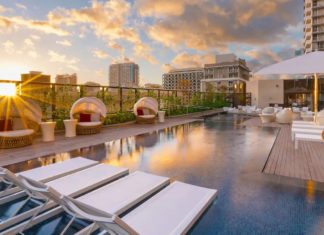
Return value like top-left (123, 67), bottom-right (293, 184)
top-left (0, 80), bottom-right (251, 121)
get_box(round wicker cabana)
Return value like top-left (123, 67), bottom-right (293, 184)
top-left (133, 97), bottom-right (158, 124)
top-left (0, 96), bottom-right (42, 148)
top-left (70, 97), bottom-right (107, 135)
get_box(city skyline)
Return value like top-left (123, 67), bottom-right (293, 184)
top-left (0, 0), bottom-right (303, 85)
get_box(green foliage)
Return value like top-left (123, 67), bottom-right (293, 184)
top-left (104, 112), bottom-right (135, 125)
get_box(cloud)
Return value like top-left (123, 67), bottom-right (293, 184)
top-left (133, 42), bottom-right (157, 64)
top-left (0, 5), bottom-right (10, 13)
top-left (48, 50), bottom-right (79, 70)
top-left (15, 3), bottom-right (27, 10)
top-left (30, 35), bottom-right (41, 40)
top-left (56, 39), bottom-right (72, 46)
top-left (137, 0), bottom-right (226, 18)
top-left (95, 69), bottom-right (105, 78)
top-left (108, 41), bottom-right (124, 53)
top-left (0, 15), bottom-right (69, 36)
top-left (2, 40), bottom-right (15, 54)
top-left (245, 47), bottom-right (295, 72)
top-left (48, 0), bottom-right (157, 63)
top-left (143, 0), bottom-right (302, 51)
top-left (170, 52), bottom-right (215, 68)
top-left (92, 49), bottom-right (109, 59)
top-left (162, 64), bottom-right (175, 73)
top-left (27, 50), bottom-right (38, 58)
top-left (24, 38), bottom-right (34, 47)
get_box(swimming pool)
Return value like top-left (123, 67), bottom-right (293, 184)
top-left (4, 114), bottom-right (324, 234)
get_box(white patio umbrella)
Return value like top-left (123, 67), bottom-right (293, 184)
top-left (256, 51), bottom-right (324, 114)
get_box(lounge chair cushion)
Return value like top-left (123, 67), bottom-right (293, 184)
top-left (0, 119), bottom-right (13, 131)
top-left (143, 108), bottom-right (150, 115)
top-left (77, 171), bottom-right (169, 215)
top-left (91, 113), bottom-right (100, 122)
top-left (139, 115), bottom-right (155, 119)
top-left (79, 113), bottom-right (91, 122)
top-left (0, 129), bottom-right (34, 137)
top-left (123, 181), bottom-right (217, 235)
top-left (12, 118), bottom-right (27, 130)
top-left (77, 121), bottom-right (102, 127)
top-left (137, 109), bottom-right (144, 116)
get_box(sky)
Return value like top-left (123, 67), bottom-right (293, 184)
top-left (0, 0), bottom-right (304, 85)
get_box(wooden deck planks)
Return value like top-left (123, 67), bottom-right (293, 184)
top-left (244, 117), bottom-right (324, 183)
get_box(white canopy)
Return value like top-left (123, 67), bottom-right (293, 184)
top-left (0, 96), bottom-right (42, 123)
top-left (133, 97), bottom-right (158, 115)
top-left (256, 51), bottom-right (324, 75)
top-left (256, 51), bottom-right (324, 113)
top-left (70, 97), bottom-right (107, 119)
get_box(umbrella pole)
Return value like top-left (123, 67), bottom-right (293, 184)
top-left (314, 73), bottom-right (319, 121)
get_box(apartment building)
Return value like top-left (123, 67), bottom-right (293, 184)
top-left (162, 67), bottom-right (204, 91)
top-left (304, 0), bottom-right (324, 53)
top-left (109, 62), bottom-right (139, 87)
top-left (55, 73), bottom-right (77, 85)
top-left (201, 54), bottom-right (250, 93)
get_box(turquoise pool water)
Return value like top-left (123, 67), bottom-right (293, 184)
top-left (4, 114), bottom-right (324, 234)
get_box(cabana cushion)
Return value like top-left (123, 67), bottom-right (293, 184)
top-left (91, 113), bottom-right (100, 122)
top-left (77, 122), bottom-right (102, 127)
top-left (137, 109), bottom-right (144, 116)
top-left (0, 129), bottom-right (34, 137)
top-left (139, 115), bottom-right (155, 119)
top-left (143, 108), bottom-right (150, 115)
top-left (12, 118), bottom-right (26, 130)
top-left (79, 113), bottom-right (91, 122)
top-left (0, 119), bottom-right (13, 131)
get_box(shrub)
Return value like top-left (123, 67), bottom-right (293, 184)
top-left (104, 112), bottom-right (135, 125)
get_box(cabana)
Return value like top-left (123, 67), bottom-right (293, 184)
top-left (70, 97), bottom-right (107, 135)
top-left (0, 96), bottom-right (42, 148)
top-left (133, 97), bottom-right (158, 124)
top-left (276, 108), bottom-right (293, 124)
top-left (259, 107), bottom-right (276, 123)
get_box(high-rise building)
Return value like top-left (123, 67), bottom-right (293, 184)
top-left (304, 0), bottom-right (324, 53)
top-left (201, 54), bottom-right (250, 93)
top-left (109, 62), bottom-right (139, 87)
top-left (55, 73), bottom-right (77, 85)
top-left (162, 68), bottom-right (204, 91)
top-left (20, 71), bottom-right (51, 97)
top-left (21, 71), bottom-right (50, 84)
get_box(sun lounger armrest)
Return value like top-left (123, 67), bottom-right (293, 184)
top-left (60, 195), bottom-right (138, 235)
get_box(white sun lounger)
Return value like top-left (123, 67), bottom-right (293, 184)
top-left (292, 120), bottom-right (315, 125)
top-left (0, 157), bottom-right (98, 198)
top-left (292, 124), bottom-right (324, 130)
top-left (295, 133), bottom-right (323, 149)
top-left (0, 164), bottom-right (128, 232)
top-left (53, 182), bottom-right (216, 235)
top-left (4, 171), bottom-right (170, 235)
top-left (121, 181), bottom-right (217, 235)
top-left (291, 128), bottom-right (323, 141)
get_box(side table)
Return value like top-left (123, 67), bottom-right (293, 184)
top-left (40, 121), bottom-right (56, 142)
top-left (158, 111), bottom-right (166, 123)
top-left (64, 119), bottom-right (78, 137)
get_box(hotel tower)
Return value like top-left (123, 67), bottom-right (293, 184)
top-left (304, 0), bottom-right (324, 53)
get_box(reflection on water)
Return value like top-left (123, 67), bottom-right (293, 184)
top-left (5, 114), bottom-right (324, 234)
top-left (6, 123), bottom-right (204, 176)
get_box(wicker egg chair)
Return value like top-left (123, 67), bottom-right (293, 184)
top-left (133, 97), bottom-right (158, 124)
top-left (0, 96), bottom-right (42, 148)
top-left (70, 97), bottom-right (107, 135)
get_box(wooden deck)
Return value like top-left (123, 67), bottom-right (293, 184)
top-left (244, 118), bottom-right (324, 183)
top-left (0, 109), bottom-right (222, 167)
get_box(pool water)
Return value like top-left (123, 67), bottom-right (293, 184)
top-left (5, 114), bottom-right (324, 234)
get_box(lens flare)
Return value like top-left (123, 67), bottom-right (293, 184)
top-left (0, 83), bottom-right (16, 96)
